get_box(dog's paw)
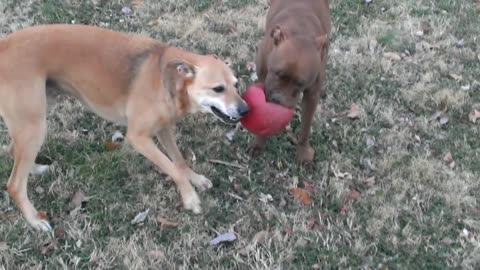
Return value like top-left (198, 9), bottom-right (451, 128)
top-left (296, 145), bottom-right (315, 163)
top-left (182, 191), bottom-right (202, 214)
top-left (190, 173), bottom-right (213, 192)
top-left (28, 211), bottom-right (52, 232)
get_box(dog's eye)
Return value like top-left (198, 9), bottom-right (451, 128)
top-left (212, 86), bottom-right (225, 93)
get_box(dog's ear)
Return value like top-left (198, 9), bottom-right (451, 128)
top-left (271, 26), bottom-right (285, 46)
top-left (315, 34), bottom-right (328, 59)
top-left (168, 60), bottom-right (196, 79)
top-left (315, 34), bottom-right (328, 50)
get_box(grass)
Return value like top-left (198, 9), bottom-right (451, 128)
top-left (1, 0), bottom-right (480, 269)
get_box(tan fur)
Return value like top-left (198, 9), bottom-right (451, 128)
top-left (0, 24), bottom-right (248, 231)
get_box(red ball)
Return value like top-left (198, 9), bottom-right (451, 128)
top-left (240, 83), bottom-right (294, 137)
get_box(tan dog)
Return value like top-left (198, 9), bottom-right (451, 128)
top-left (251, 0), bottom-right (331, 162)
top-left (0, 24), bottom-right (249, 231)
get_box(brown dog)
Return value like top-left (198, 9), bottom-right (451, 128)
top-left (0, 24), bottom-right (249, 231)
top-left (251, 0), bottom-right (331, 162)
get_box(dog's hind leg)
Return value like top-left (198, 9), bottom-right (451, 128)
top-left (2, 79), bottom-right (51, 231)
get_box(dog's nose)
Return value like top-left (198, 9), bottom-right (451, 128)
top-left (238, 104), bottom-right (250, 117)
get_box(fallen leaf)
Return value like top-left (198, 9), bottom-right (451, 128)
top-left (443, 152), bottom-right (453, 163)
top-left (35, 186), bottom-right (45, 194)
top-left (363, 177), bottom-right (376, 188)
top-left (288, 188), bottom-right (314, 206)
top-left (0, 213), bottom-right (17, 222)
top-left (420, 20), bottom-right (433, 35)
top-left (246, 62), bottom-right (256, 72)
top-left (306, 217), bottom-right (320, 230)
top-left (468, 109), bottom-right (480, 123)
top-left (251, 230), bottom-right (270, 245)
top-left (121, 6), bottom-right (132, 15)
top-left (461, 85), bottom-right (470, 90)
top-left (70, 190), bottom-right (87, 209)
top-left (0, 241), bottom-right (8, 251)
top-left (294, 237), bottom-right (308, 248)
top-left (40, 240), bottom-right (57, 255)
top-left (131, 208), bottom-right (150, 225)
top-left (225, 130), bottom-right (235, 141)
top-left (279, 197), bottom-right (287, 208)
top-left (286, 130), bottom-right (298, 145)
top-left (454, 39), bottom-right (465, 48)
top-left (156, 216), bottom-right (178, 228)
top-left (131, 0), bottom-right (144, 8)
top-left (54, 227), bottom-right (66, 241)
top-left (259, 193), bottom-right (274, 204)
top-left (303, 181), bottom-right (317, 195)
top-left (146, 250), bottom-right (165, 262)
top-left (448, 73), bottom-right (462, 81)
top-left (341, 205), bottom-right (349, 215)
top-left (347, 103), bottom-right (362, 119)
top-left (233, 183), bottom-right (241, 192)
top-left (112, 130), bottom-right (124, 142)
top-left (438, 115), bottom-right (449, 125)
top-left (344, 190), bottom-right (361, 203)
top-left (210, 232), bottom-right (237, 245)
top-left (383, 52), bottom-right (402, 61)
top-left (105, 141), bottom-right (120, 151)
top-left (31, 164), bottom-right (50, 176)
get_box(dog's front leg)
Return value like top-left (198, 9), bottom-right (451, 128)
top-left (126, 131), bottom-right (202, 214)
top-left (296, 88), bottom-right (321, 163)
top-left (156, 127), bottom-right (213, 191)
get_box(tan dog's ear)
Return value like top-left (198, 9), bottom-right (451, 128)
top-left (271, 26), bottom-right (285, 46)
top-left (168, 60), bottom-right (196, 79)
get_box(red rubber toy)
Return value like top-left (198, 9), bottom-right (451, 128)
top-left (240, 83), bottom-right (294, 137)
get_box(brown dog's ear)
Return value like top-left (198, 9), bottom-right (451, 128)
top-left (315, 34), bottom-right (328, 50)
top-left (271, 26), bottom-right (285, 46)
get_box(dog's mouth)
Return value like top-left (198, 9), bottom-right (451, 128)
top-left (210, 106), bottom-right (240, 124)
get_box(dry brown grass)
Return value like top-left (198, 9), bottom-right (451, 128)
top-left (1, 0), bottom-right (480, 269)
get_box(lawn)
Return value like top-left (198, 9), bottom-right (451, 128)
top-left (1, 0), bottom-right (479, 269)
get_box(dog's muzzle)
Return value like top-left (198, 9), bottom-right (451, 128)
top-left (210, 103), bottom-right (249, 124)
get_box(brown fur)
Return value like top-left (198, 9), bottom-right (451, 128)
top-left (0, 24), bottom-right (248, 231)
top-left (250, 0), bottom-right (331, 163)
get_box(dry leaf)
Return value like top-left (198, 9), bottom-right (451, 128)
top-left (303, 181), bottom-right (317, 195)
top-left (54, 227), bottom-right (66, 240)
top-left (105, 141), bottom-right (120, 151)
top-left (443, 152), bottom-right (453, 163)
top-left (347, 103), bottom-right (361, 119)
top-left (288, 188), bottom-right (314, 206)
top-left (468, 109), bottom-right (480, 123)
top-left (286, 130), bottom-right (298, 145)
top-left (111, 130), bottom-right (124, 142)
top-left (210, 232), bottom-right (237, 245)
top-left (279, 197), bottom-right (287, 208)
top-left (259, 193), bottom-right (273, 203)
top-left (246, 62), bottom-right (256, 72)
top-left (0, 213), bottom-right (17, 222)
top-left (131, 0), bottom-right (144, 8)
top-left (420, 20), bottom-right (433, 35)
top-left (40, 240), bottom-right (57, 255)
top-left (131, 209), bottom-right (150, 225)
top-left (306, 217), bottom-right (320, 230)
top-left (0, 241), bottom-right (8, 251)
top-left (70, 190), bottom-right (87, 209)
top-left (146, 250), bottom-right (165, 262)
top-left (252, 230), bottom-right (270, 245)
top-left (156, 216), bottom-right (178, 228)
top-left (383, 52), bottom-right (401, 61)
top-left (448, 73), bottom-right (462, 81)
top-left (438, 115), bottom-right (449, 125)
top-left (344, 190), bottom-right (361, 203)
top-left (363, 177), bottom-right (376, 188)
